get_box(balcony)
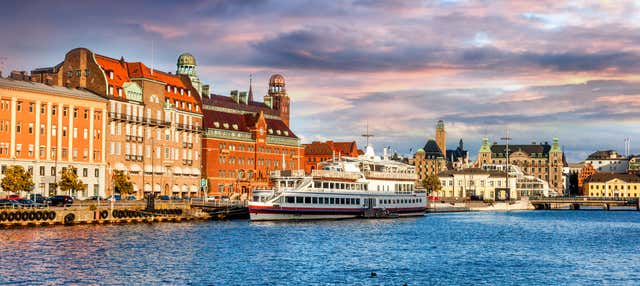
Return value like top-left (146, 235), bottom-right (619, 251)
top-left (137, 155), bottom-right (143, 161)
top-left (182, 142), bottom-right (194, 149)
top-left (182, 159), bottom-right (193, 166)
top-left (125, 154), bottom-right (131, 161)
top-left (175, 123), bottom-right (203, 133)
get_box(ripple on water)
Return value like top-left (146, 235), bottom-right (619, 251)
top-left (1, 211), bottom-right (640, 285)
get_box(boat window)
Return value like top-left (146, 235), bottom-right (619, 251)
top-left (286, 196), bottom-right (294, 203)
top-left (296, 197), bottom-right (303, 203)
top-left (340, 198), bottom-right (345, 204)
top-left (312, 197), bottom-right (318, 204)
top-left (330, 198), bottom-right (335, 204)
top-left (319, 197), bottom-right (324, 204)
top-left (356, 198), bottom-right (360, 205)
top-left (323, 182), bottom-right (329, 188)
top-left (314, 182), bottom-right (321, 188)
top-left (305, 197), bottom-right (311, 204)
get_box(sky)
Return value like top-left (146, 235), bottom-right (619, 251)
top-left (2, 0), bottom-right (640, 162)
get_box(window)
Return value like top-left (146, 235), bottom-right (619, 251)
top-left (296, 197), bottom-right (303, 204)
top-left (84, 110), bottom-right (89, 119)
top-left (16, 101), bottom-right (22, 111)
top-left (82, 168), bottom-right (88, 177)
top-left (95, 168), bottom-right (99, 177)
top-left (51, 167), bottom-right (55, 175)
top-left (286, 196), bottom-right (294, 203)
top-left (305, 197), bottom-right (311, 204)
top-left (73, 108), bottom-right (78, 118)
top-left (28, 123), bottom-right (33, 134)
top-left (28, 103), bottom-right (34, 112)
top-left (16, 122), bottom-right (21, 133)
top-left (39, 166), bottom-right (45, 176)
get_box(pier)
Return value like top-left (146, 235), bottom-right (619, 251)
top-left (191, 200), bottom-right (249, 219)
top-left (530, 196), bottom-right (640, 211)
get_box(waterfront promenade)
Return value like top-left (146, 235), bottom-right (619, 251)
top-left (1, 211), bottom-right (639, 285)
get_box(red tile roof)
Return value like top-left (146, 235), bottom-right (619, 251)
top-left (202, 109), bottom-right (297, 139)
top-left (93, 53), bottom-right (201, 114)
top-left (304, 141), bottom-right (358, 156)
top-left (203, 94), bottom-right (279, 116)
top-left (333, 141), bottom-right (358, 156)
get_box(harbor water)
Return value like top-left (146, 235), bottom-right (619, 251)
top-left (1, 211), bottom-right (640, 285)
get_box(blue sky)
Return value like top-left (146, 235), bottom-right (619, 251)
top-left (2, 0), bottom-right (640, 162)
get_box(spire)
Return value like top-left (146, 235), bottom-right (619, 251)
top-left (248, 73), bottom-right (254, 103)
top-left (479, 137), bottom-right (491, 153)
top-left (550, 137), bottom-right (561, 152)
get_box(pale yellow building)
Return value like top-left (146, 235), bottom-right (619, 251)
top-left (584, 173), bottom-right (640, 198)
top-left (438, 168), bottom-right (518, 200)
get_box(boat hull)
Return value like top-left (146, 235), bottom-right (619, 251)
top-left (249, 205), bottom-right (426, 221)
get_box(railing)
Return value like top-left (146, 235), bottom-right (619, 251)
top-left (311, 170), bottom-right (361, 180)
top-left (530, 196), bottom-right (639, 203)
top-left (363, 171), bottom-right (416, 180)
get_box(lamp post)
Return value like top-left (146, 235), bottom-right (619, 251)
top-left (501, 130), bottom-right (511, 201)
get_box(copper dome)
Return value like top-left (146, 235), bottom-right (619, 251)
top-left (177, 53), bottom-right (196, 66)
top-left (269, 74), bottom-right (285, 86)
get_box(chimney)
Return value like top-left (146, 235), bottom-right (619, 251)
top-left (202, 84), bottom-right (210, 98)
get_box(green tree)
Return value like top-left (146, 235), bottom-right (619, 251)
top-left (113, 170), bottom-right (134, 196)
top-left (422, 174), bottom-right (442, 194)
top-left (59, 166), bottom-right (86, 196)
top-left (1, 165), bottom-right (34, 194)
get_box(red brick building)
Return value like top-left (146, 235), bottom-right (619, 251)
top-left (303, 141), bottom-right (359, 174)
top-left (201, 74), bottom-right (303, 199)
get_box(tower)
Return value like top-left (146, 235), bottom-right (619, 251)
top-left (478, 137), bottom-right (492, 166)
top-left (549, 137), bottom-right (564, 194)
top-left (435, 120), bottom-right (446, 155)
top-left (176, 53), bottom-right (202, 96)
top-left (267, 74), bottom-right (290, 127)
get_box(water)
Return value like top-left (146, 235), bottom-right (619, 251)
top-left (1, 211), bottom-right (640, 285)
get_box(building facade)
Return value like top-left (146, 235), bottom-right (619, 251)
top-left (303, 141), bottom-right (359, 174)
top-left (585, 150), bottom-right (629, 174)
top-left (438, 168), bottom-right (518, 200)
top-left (476, 137), bottom-right (566, 195)
top-left (0, 77), bottom-right (107, 198)
top-left (32, 48), bottom-right (203, 198)
top-left (201, 74), bottom-right (303, 198)
top-left (414, 139), bottom-right (447, 188)
top-left (584, 173), bottom-right (640, 197)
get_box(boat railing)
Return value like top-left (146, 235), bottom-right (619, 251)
top-left (311, 170), bottom-right (361, 180)
top-left (363, 171), bottom-right (416, 180)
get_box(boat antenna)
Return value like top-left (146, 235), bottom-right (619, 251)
top-left (361, 122), bottom-right (374, 146)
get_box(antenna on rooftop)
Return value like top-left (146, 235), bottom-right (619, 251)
top-left (151, 40), bottom-right (154, 75)
top-left (0, 57), bottom-right (7, 76)
top-left (361, 122), bottom-right (374, 147)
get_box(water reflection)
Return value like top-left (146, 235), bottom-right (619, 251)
top-left (1, 212), bottom-right (640, 285)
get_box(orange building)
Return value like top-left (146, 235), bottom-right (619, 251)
top-left (201, 75), bottom-right (303, 199)
top-left (303, 141), bottom-right (359, 174)
top-left (0, 76), bottom-right (108, 198)
top-left (578, 163), bottom-right (597, 195)
top-left (32, 48), bottom-right (203, 198)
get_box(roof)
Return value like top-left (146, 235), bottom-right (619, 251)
top-left (304, 141), bottom-right (358, 156)
top-left (202, 109), bottom-right (297, 138)
top-left (93, 53), bottom-right (201, 114)
top-left (421, 139), bottom-right (444, 158)
top-left (490, 143), bottom-right (551, 158)
top-left (584, 173), bottom-right (640, 183)
top-left (202, 94), bottom-right (280, 116)
top-left (0, 77), bottom-right (106, 102)
top-left (586, 150), bottom-right (624, 160)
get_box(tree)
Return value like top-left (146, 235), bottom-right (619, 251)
top-left (422, 174), bottom-right (442, 194)
top-left (1, 165), bottom-right (34, 194)
top-left (59, 165), bottom-right (86, 196)
top-left (113, 170), bottom-right (133, 196)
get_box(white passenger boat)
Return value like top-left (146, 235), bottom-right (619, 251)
top-left (249, 145), bottom-right (426, 221)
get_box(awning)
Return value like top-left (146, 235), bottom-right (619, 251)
top-left (172, 184), bottom-right (180, 192)
top-left (182, 185), bottom-right (188, 192)
top-left (144, 165), bottom-right (152, 173)
top-left (114, 163), bottom-right (126, 171)
top-left (130, 164), bottom-right (142, 173)
top-left (173, 166), bottom-right (182, 175)
top-left (192, 167), bottom-right (201, 176)
top-left (144, 184), bottom-right (152, 192)
top-left (154, 184), bottom-right (161, 192)
top-left (190, 185), bottom-right (198, 192)
top-left (153, 165), bottom-right (164, 173)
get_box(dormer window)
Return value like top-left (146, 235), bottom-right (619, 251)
top-left (188, 90), bottom-right (191, 97)
top-left (173, 87), bottom-right (177, 93)
top-left (180, 89), bottom-right (184, 95)
top-left (214, 122), bottom-right (220, 128)
top-left (232, 124), bottom-right (238, 130)
top-left (276, 130), bottom-right (281, 135)
top-left (188, 103), bottom-right (192, 110)
top-left (108, 86), bottom-right (113, 96)
top-left (284, 131), bottom-right (289, 136)
top-left (118, 88), bottom-right (122, 97)
top-left (223, 123), bottom-right (229, 129)
top-left (181, 102), bottom-right (185, 109)
top-left (196, 105), bottom-right (199, 111)
top-left (268, 128), bottom-right (273, 134)
top-left (166, 85), bottom-right (170, 92)
top-left (109, 71), bottom-right (114, 80)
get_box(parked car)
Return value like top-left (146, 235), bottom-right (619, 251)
top-left (6, 194), bottom-right (20, 201)
top-left (48, 195), bottom-right (74, 207)
top-left (159, 195), bottom-right (170, 201)
top-left (29, 194), bottom-right (46, 204)
top-left (88, 196), bottom-right (105, 201)
top-left (17, 199), bottom-right (45, 208)
top-left (106, 195), bottom-right (121, 201)
top-left (0, 199), bottom-right (21, 208)
top-left (171, 196), bottom-right (182, 201)
top-left (125, 196), bottom-right (137, 201)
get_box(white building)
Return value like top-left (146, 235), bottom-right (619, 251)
top-left (585, 150), bottom-right (628, 174)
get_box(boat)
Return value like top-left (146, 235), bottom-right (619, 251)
top-left (248, 144), bottom-right (427, 221)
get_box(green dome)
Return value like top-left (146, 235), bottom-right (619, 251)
top-left (177, 53), bottom-right (196, 66)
